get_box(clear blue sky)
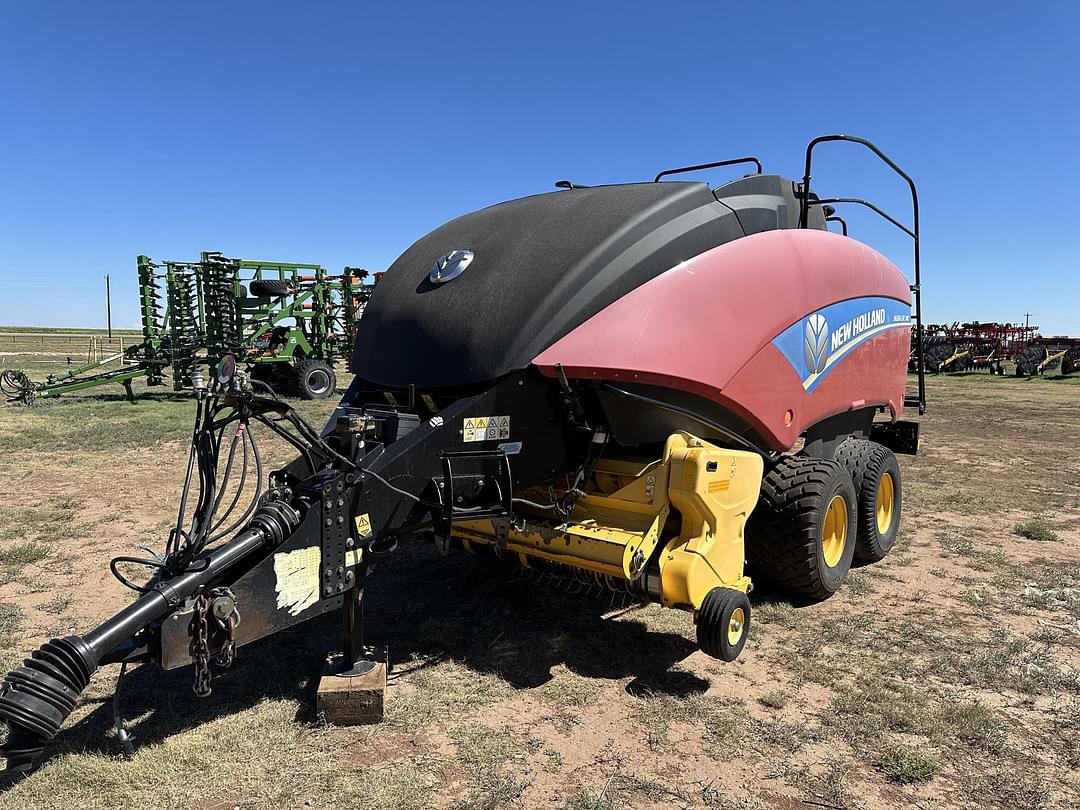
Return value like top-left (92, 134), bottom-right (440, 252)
top-left (1, 2), bottom-right (1077, 334)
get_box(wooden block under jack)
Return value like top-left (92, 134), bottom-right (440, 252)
top-left (316, 646), bottom-right (387, 725)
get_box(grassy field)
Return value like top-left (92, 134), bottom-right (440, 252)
top-left (1, 341), bottom-right (1079, 808)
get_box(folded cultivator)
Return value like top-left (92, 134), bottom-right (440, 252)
top-left (0, 253), bottom-right (373, 403)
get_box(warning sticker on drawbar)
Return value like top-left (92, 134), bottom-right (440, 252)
top-left (463, 415), bottom-right (510, 442)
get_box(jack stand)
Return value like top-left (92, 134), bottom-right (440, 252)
top-left (316, 586), bottom-right (386, 724)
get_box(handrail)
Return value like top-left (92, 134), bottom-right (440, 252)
top-left (825, 215), bottom-right (848, 236)
top-left (798, 134), bottom-right (924, 414)
top-left (654, 156), bottom-right (762, 183)
top-left (810, 197), bottom-right (914, 239)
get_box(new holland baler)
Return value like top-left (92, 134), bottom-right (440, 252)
top-left (0, 135), bottom-right (924, 777)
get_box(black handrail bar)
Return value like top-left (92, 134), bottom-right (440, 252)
top-left (825, 215), bottom-right (848, 236)
top-left (654, 156), bottom-right (762, 183)
top-left (810, 197), bottom-right (914, 240)
top-left (798, 134), bottom-right (924, 414)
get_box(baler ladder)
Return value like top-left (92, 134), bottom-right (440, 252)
top-left (797, 134), bottom-right (926, 415)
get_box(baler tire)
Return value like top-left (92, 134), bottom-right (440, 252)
top-left (746, 456), bottom-right (857, 600)
top-left (696, 587), bottom-right (751, 662)
top-left (248, 279), bottom-right (291, 297)
top-left (834, 439), bottom-right (902, 563)
top-left (295, 359), bottom-right (336, 400)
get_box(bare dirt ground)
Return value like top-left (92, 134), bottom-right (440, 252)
top-left (1, 344), bottom-right (1079, 809)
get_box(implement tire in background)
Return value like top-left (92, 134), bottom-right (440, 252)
top-left (248, 279), bottom-right (291, 297)
top-left (295, 359), bottom-right (336, 400)
top-left (834, 439), bottom-right (902, 562)
top-left (1063, 348), bottom-right (1080, 376)
top-left (0, 370), bottom-right (23, 397)
top-left (746, 455), bottom-right (857, 600)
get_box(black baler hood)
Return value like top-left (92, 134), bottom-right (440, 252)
top-left (353, 175), bottom-right (819, 389)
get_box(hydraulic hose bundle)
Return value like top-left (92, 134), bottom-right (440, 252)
top-left (0, 365), bottom-right (322, 779)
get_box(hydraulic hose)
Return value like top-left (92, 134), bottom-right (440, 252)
top-left (0, 500), bottom-right (300, 777)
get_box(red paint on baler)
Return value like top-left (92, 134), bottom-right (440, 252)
top-left (532, 229), bottom-right (911, 451)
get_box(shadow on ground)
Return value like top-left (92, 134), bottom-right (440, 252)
top-left (16, 542), bottom-right (716, 775)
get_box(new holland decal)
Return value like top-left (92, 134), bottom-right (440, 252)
top-left (772, 296), bottom-right (910, 392)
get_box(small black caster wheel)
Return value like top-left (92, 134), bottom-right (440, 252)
top-left (696, 587), bottom-right (751, 662)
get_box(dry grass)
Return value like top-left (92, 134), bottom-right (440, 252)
top-left (1, 366), bottom-right (1080, 808)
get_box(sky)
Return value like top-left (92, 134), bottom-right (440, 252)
top-left (1, 2), bottom-right (1077, 335)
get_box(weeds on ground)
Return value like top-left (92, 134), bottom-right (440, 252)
top-left (0, 602), bottom-right (24, 669)
top-left (937, 528), bottom-right (975, 556)
top-left (39, 595), bottom-right (72, 615)
top-left (752, 600), bottom-right (801, 629)
top-left (967, 769), bottom-right (1050, 810)
top-left (0, 541), bottom-right (49, 567)
top-left (566, 787), bottom-right (620, 810)
top-left (931, 634), bottom-right (1080, 695)
top-left (388, 658), bottom-right (513, 732)
top-left (877, 745), bottom-right (939, 783)
top-left (844, 571), bottom-right (874, 595)
top-left (1015, 520), bottom-right (1059, 543)
top-left (758, 690), bottom-right (788, 710)
top-left (630, 690), bottom-right (745, 753)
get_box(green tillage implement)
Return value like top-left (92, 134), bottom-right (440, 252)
top-left (0, 253), bottom-right (372, 403)
top-left (201, 252), bottom-right (370, 399)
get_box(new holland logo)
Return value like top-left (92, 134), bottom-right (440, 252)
top-left (803, 313), bottom-right (829, 374)
top-left (429, 249), bottom-right (474, 284)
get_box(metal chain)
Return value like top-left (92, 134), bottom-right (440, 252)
top-left (189, 593), bottom-right (212, 698)
top-left (188, 587), bottom-right (241, 697)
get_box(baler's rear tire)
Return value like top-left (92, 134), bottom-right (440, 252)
top-left (746, 456), bottom-right (857, 600)
top-left (696, 587), bottom-right (751, 662)
top-left (834, 439), bottom-right (902, 563)
top-left (295, 359), bottom-right (336, 400)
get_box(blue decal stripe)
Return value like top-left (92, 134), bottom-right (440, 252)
top-left (801, 320), bottom-right (910, 392)
top-left (769, 295), bottom-right (911, 392)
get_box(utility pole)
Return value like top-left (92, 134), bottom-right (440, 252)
top-left (105, 274), bottom-right (113, 340)
top-left (1024, 312), bottom-right (1033, 330)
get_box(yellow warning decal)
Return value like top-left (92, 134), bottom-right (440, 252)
top-left (421, 393), bottom-right (438, 413)
top-left (462, 415), bottom-right (510, 442)
top-left (346, 548), bottom-right (363, 567)
top-left (354, 513), bottom-right (373, 538)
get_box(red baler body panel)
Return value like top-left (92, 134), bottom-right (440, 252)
top-left (533, 229), bottom-right (912, 451)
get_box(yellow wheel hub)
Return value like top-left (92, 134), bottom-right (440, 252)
top-left (822, 494), bottom-right (848, 568)
top-left (875, 472), bottom-right (895, 535)
top-left (727, 606), bottom-right (746, 646)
